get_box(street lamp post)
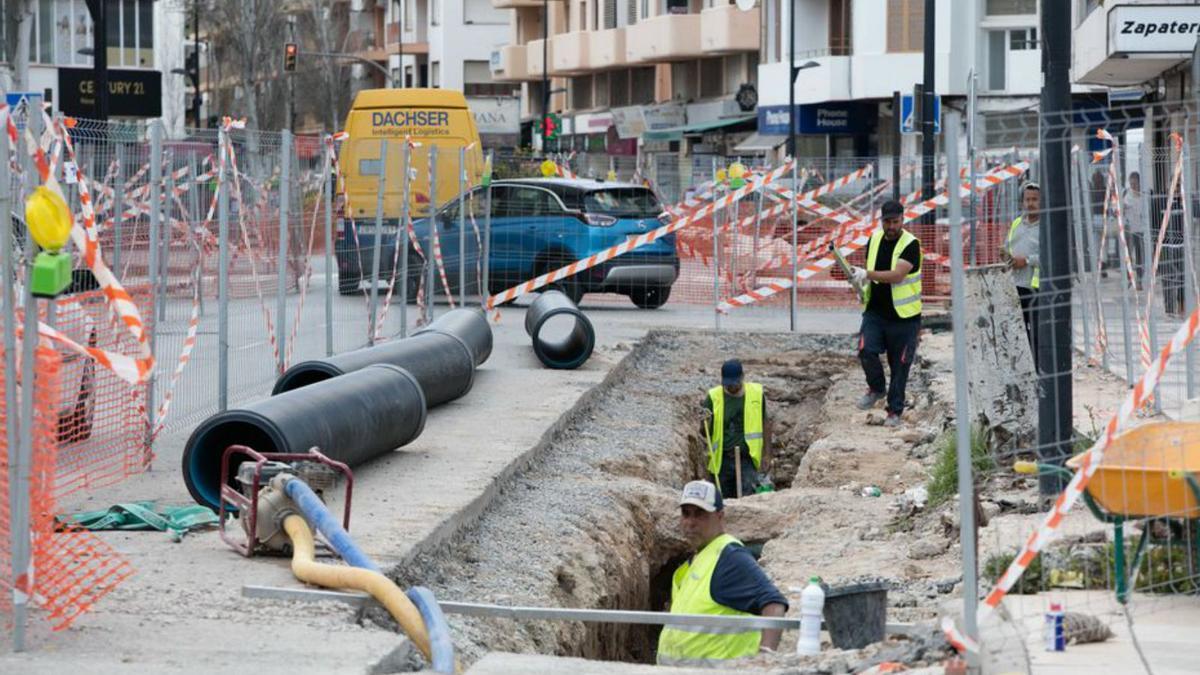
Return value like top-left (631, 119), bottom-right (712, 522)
top-left (785, 1), bottom-right (819, 157)
top-left (542, 0), bottom-right (550, 152)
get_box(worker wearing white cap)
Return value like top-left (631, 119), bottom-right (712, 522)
top-left (657, 481), bottom-right (788, 666)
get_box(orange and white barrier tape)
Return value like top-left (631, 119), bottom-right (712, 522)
top-left (8, 107), bottom-right (156, 385)
top-left (719, 163), bottom-right (1028, 312)
top-left (484, 160), bottom-right (796, 309)
top-left (944, 304), bottom-right (1200, 654)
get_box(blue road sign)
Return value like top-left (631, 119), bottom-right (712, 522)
top-left (899, 93), bottom-right (941, 134)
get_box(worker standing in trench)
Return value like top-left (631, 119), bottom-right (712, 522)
top-left (702, 359), bottom-right (771, 499)
top-left (657, 481), bottom-right (788, 666)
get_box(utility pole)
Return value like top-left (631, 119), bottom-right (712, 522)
top-left (193, 0), bottom-right (201, 127)
top-left (1036, 0), bottom-right (1073, 497)
top-left (920, 0), bottom-right (935, 220)
top-left (787, 0), bottom-right (796, 157)
top-left (84, 0), bottom-right (109, 120)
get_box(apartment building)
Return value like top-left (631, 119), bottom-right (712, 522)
top-left (387, 0), bottom-right (519, 145)
top-left (490, 0), bottom-right (761, 155)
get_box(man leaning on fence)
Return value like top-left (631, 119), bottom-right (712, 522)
top-left (1004, 182), bottom-right (1041, 360)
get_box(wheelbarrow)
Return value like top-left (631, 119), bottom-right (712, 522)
top-left (1014, 421), bottom-right (1200, 603)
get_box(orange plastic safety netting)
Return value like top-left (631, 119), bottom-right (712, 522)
top-left (0, 345), bottom-right (135, 631)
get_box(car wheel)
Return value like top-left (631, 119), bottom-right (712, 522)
top-left (628, 284), bottom-right (671, 309)
top-left (538, 256), bottom-right (584, 305)
top-left (338, 274), bottom-right (360, 295)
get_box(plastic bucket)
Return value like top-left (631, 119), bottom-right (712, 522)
top-left (822, 581), bottom-right (889, 649)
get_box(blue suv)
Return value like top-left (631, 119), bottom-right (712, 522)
top-left (335, 178), bottom-right (680, 308)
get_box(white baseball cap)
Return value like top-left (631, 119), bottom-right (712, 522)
top-left (679, 480), bottom-right (723, 512)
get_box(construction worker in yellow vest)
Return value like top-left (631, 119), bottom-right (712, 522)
top-left (1004, 182), bottom-right (1041, 358)
top-left (849, 199), bottom-right (922, 428)
top-left (657, 480), bottom-right (788, 667)
top-left (702, 359), bottom-right (770, 499)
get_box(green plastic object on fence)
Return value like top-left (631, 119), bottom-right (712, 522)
top-left (56, 501), bottom-right (218, 542)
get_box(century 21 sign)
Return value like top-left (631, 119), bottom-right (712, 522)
top-left (57, 67), bottom-right (162, 118)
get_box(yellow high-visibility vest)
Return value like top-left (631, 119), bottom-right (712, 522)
top-left (705, 383), bottom-right (764, 480)
top-left (864, 229), bottom-right (923, 318)
top-left (656, 533), bottom-right (761, 666)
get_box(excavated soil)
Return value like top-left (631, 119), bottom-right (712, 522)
top-left (388, 327), bottom-right (1129, 671)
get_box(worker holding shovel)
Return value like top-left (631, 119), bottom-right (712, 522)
top-left (701, 359), bottom-right (772, 499)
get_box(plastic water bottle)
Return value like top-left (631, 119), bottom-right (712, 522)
top-left (796, 576), bottom-right (824, 655)
top-left (1043, 602), bottom-right (1065, 652)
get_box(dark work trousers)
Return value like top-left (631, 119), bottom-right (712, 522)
top-left (858, 312), bottom-right (921, 415)
top-left (1016, 286), bottom-right (1038, 366)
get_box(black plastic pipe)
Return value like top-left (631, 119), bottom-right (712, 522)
top-left (415, 308), bottom-right (492, 368)
top-left (272, 308), bottom-right (491, 406)
top-left (525, 290), bottom-right (594, 370)
top-left (183, 364), bottom-right (427, 510)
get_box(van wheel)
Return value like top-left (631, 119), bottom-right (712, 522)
top-left (338, 274), bottom-right (361, 295)
top-left (629, 284), bottom-right (671, 309)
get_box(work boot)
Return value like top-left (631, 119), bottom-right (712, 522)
top-left (884, 413), bottom-right (903, 428)
top-left (857, 389), bottom-right (885, 410)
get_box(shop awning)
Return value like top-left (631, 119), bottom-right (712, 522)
top-left (642, 114), bottom-right (757, 142)
top-left (732, 133), bottom-right (787, 154)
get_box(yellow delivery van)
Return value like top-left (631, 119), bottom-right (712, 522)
top-left (341, 88), bottom-right (484, 220)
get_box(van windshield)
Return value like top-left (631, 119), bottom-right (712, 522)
top-left (582, 189), bottom-right (662, 218)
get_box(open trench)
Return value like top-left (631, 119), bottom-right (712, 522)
top-left (388, 330), bottom-right (865, 668)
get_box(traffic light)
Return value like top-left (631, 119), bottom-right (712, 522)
top-left (284, 43), bottom-right (298, 72)
top-left (540, 113), bottom-right (560, 140)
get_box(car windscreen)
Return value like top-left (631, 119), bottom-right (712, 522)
top-left (582, 189), bottom-right (662, 218)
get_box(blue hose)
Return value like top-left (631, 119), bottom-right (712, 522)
top-left (283, 478), bottom-right (455, 673)
top-left (407, 586), bottom-right (456, 674)
top-left (284, 478), bottom-right (379, 572)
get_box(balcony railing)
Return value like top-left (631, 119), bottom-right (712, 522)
top-left (626, 13), bottom-right (702, 63)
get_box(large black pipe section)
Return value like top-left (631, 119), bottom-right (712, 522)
top-left (415, 308), bottom-right (492, 367)
top-left (182, 364), bottom-right (426, 510)
top-left (525, 290), bottom-right (594, 370)
top-left (273, 308), bottom-right (491, 406)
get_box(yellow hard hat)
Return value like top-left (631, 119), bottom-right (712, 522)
top-left (25, 186), bottom-right (73, 252)
top-left (540, 159), bottom-right (557, 177)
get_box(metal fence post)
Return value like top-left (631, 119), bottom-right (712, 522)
top-left (398, 143), bottom-right (411, 338)
top-left (277, 129), bottom-right (292, 372)
top-left (1069, 151), bottom-right (1093, 365)
top-left (427, 145), bottom-right (438, 324)
top-left (944, 113), bottom-right (978, 667)
top-left (186, 152), bottom-right (204, 316)
top-left (458, 146), bottom-right (467, 305)
top-left (482, 150), bottom-right (494, 308)
top-left (14, 108), bottom-right (41, 652)
top-left (1180, 138), bottom-right (1197, 399)
top-left (324, 139), bottom-right (335, 357)
top-left (1138, 150), bottom-right (1162, 414)
top-left (218, 129), bottom-right (231, 412)
top-left (711, 157), bottom-right (721, 332)
top-left (368, 140), bottom-right (389, 346)
top-left (1078, 151), bottom-right (1109, 372)
top-left (790, 156), bottom-right (799, 331)
top-left (148, 120), bottom-right (162, 434)
top-left (1, 99), bottom-right (25, 652)
top-left (113, 142), bottom-right (124, 276)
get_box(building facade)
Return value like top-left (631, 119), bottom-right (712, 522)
top-left (3, 0), bottom-right (188, 136)
top-left (489, 0), bottom-right (761, 156)
top-left (386, 0), bottom-right (519, 146)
